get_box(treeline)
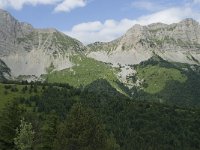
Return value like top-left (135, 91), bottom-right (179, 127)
top-left (2, 80), bottom-right (74, 89)
top-left (0, 79), bottom-right (200, 150)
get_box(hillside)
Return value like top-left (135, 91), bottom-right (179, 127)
top-left (1, 1), bottom-right (200, 149)
top-left (87, 18), bottom-right (200, 65)
top-left (1, 81), bottom-right (200, 150)
top-left (131, 56), bottom-right (200, 106)
top-left (0, 9), bottom-right (200, 106)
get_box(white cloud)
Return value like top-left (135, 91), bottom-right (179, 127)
top-left (54, 0), bottom-right (87, 12)
top-left (65, 6), bottom-right (200, 44)
top-left (71, 21), bottom-right (103, 32)
top-left (0, 0), bottom-right (60, 10)
top-left (65, 19), bottom-right (135, 44)
top-left (0, 0), bottom-right (87, 12)
top-left (135, 7), bottom-right (198, 25)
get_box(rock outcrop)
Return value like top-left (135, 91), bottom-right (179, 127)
top-left (0, 8), bottom-right (200, 82)
top-left (87, 18), bottom-right (200, 65)
top-left (0, 9), bottom-right (86, 78)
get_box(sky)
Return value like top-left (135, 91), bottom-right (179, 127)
top-left (1, 0), bottom-right (200, 44)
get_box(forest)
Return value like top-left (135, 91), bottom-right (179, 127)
top-left (0, 79), bottom-right (200, 150)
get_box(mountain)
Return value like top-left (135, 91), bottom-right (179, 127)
top-left (1, 9), bottom-right (200, 150)
top-left (87, 18), bottom-right (200, 65)
top-left (0, 9), bottom-right (200, 105)
top-left (0, 9), bottom-right (86, 79)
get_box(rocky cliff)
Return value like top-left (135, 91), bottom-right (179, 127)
top-left (87, 18), bottom-right (200, 65)
top-left (0, 9), bottom-right (200, 83)
top-left (0, 9), bottom-right (86, 78)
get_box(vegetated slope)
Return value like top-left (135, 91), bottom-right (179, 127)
top-left (0, 9), bottom-right (200, 106)
top-left (45, 56), bottom-right (128, 94)
top-left (132, 55), bottom-right (200, 106)
top-left (81, 81), bottom-right (200, 150)
top-left (1, 80), bottom-right (200, 150)
top-left (83, 79), bottom-right (127, 97)
top-left (135, 55), bottom-right (188, 94)
top-left (0, 82), bottom-right (42, 109)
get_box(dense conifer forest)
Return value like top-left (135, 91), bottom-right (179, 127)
top-left (1, 80), bottom-right (200, 150)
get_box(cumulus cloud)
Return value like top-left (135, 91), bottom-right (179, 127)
top-left (54, 0), bottom-right (87, 12)
top-left (0, 0), bottom-right (60, 10)
top-left (0, 0), bottom-right (87, 12)
top-left (65, 19), bottom-right (136, 44)
top-left (135, 7), bottom-right (199, 25)
top-left (65, 6), bottom-right (200, 44)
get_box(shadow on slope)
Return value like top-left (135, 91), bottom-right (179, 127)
top-left (0, 59), bottom-right (11, 81)
top-left (133, 55), bottom-right (200, 106)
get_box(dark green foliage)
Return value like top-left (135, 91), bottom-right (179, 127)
top-left (53, 103), bottom-right (108, 150)
top-left (80, 80), bottom-right (200, 150)
top-left (157, 73), bottom-right (200, 106)
top-left (11, 85), bottom-right (19, 92)
top-left (35, 113), bottom-right (58, 150)
top-left (36, 86), bottom-right (78, 118)
top-left (133, 55), bottom-right (200, 106)
top-left (33, 85), bottom-right (38, 93)
top-left (4, 90), bottom-right (8, 95)
top-left (21, 86), bottom-right (28, 93)
top-left (0, 102), bottom-right (24, 150)
top-left (0, 80), bottom-right (200, 150)
top-left (4, 85), bottom-right (12, 89)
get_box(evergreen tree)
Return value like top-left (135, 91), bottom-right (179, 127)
top-left (14, 119), bottom-right (35, 150)
top-left (0, 102), bottom-right (22, 150)
top-left (53, 103), bottom-right (108, 150)
top-left (36, 113), bottom-right (58, 150)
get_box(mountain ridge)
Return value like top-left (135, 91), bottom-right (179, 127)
top-left (0, 9), bottom-right (86, 78)
top-left (0, 9), bottom-right (200, 97)
top-left (87, 18), bottom-right (200, 66)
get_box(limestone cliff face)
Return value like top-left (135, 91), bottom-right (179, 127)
top-left (87, 18), bottom-right (200, 65)
top-left (0, 9), bottom-right (86, 77)
top-left (0, 8), bottom-right (200, 81)
top-left (0, 9), bottom-right (33, 56)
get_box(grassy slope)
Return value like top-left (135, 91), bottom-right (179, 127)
top-left (133, 56), bottom-right (200, 105)
top-left (45, 56), bottom-right (127, 94)
top-left (136, 65), bottom-right (187, 94)
top-left (0, 83), bottom-right (41, 109)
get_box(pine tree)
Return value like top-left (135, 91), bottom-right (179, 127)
top-left (0, 102), bottom-right (22, 150)
top-left (14, 119), bottom-right (35, 150)
top-left (53, 103), bottom-right (108, 150)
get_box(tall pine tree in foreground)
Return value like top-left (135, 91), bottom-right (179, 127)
top-left (14, 119), bottom-right (35, 150)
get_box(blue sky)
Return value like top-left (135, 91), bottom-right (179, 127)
top-left (1, 0), bottom-right (200, 44)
